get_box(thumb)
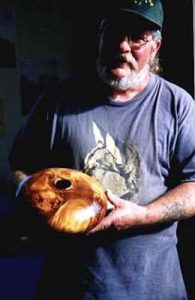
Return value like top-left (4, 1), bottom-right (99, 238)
top-left (106, 190), bottom-right (121, 207)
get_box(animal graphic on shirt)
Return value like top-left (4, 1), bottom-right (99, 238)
top-left (83, 122), bottom-right (142, 201)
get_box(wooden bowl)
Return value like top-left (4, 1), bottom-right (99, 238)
top-left (22, 168), bottom-right (107, 234)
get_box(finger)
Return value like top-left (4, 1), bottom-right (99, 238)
top-left (88, 215), bottom-right (113, 234)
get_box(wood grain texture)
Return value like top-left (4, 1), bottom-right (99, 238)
top-left (23, 168), bottom-right (107, 234)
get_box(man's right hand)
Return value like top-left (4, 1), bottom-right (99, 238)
top-left (8, 170), bottom-right (31, 198)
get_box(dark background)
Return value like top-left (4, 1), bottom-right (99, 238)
top-left (0, 0), bottom-right (194, 299)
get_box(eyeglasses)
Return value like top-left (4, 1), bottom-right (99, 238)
top-left (124, 32), bottom-right (154, 50)
top-left (101, 23), bottom-right (161, 50)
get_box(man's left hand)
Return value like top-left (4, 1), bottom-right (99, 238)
top-left (89, 190), bottom-right (148, 233)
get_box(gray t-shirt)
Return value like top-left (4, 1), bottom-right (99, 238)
top-left (9, 75), bottom-right (195, 299)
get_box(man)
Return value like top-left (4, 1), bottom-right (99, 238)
top-left (8, 0), bottom-right (195, 299)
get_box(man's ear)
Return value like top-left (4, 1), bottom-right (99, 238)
top-left (151, 40), bottom-right (161, 60)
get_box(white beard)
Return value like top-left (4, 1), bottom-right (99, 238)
top-left (97, 61), bottom-right (150, 91)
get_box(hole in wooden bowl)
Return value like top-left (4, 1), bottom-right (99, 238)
top-left (54, 178), bottom-right (72, 190)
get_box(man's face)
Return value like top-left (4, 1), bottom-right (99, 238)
top-left (97, 18), bottom-right (161, 90)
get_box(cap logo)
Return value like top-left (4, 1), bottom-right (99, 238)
top-left (133, 0), bottom-right (154, 6)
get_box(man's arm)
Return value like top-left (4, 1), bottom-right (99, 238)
top-left (90, 182), bottom-right (195, 233)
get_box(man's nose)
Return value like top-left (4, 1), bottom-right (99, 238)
top-left (118, 36), bottom-right (131, 52)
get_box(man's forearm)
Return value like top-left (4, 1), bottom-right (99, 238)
top-left (90, 182), bottom-right (195, 233)
top-left (146, 182), bottom-right (195, 224)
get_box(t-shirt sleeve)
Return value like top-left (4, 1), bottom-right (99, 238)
top-left (170, 91), bottom-right (195, 185)
top-left (8, 94), bottom-right (52, 173)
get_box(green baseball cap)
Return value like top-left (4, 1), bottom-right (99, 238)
top-left (103, 0), bottom-right (164, 29)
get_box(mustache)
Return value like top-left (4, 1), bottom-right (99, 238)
top-left (115, 53), bottom-right (135, 64)
top-left (108, 53), bottom-right (137, 69)
top-left (99, 50), bottom-right (138, 69)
